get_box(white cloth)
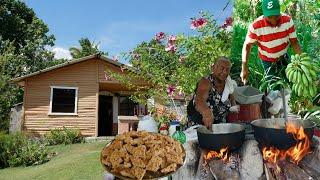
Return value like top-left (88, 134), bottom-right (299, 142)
top-left (137, 115), bottom-right (158, 132)
top-left (268, 90), bottom-right (291, 115)
top-left (221, 76), bottom-right (237, 102)
top-left (229, 105), bottom-right (240, 113)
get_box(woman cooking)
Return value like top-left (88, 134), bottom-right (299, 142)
top-left (188, 57), bottom-right (239, 130)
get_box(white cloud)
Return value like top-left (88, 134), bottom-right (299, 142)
top-left (52, 47), bottom-right (72, 60)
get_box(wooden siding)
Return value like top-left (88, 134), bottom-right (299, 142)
top-left (97, 59), bottom-right (150, 91)
top-left (22, 57), bottom-right (150, 137)
top-left (23, 59), bottom-right (99, 136)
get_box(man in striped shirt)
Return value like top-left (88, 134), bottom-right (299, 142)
top-left (241, 0), bottom-right (302, 84)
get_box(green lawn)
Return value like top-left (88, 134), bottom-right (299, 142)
top-left (0, 141), bottom-right (109, 180)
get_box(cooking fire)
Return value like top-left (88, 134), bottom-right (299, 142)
top-left (262, 121), bottom-right (312, 173)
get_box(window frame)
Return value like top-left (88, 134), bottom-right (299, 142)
top-left (49, 86), bottom-right (78, 116)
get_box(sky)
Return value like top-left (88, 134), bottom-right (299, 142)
top-left (24, 0), bottom-right (232, 63)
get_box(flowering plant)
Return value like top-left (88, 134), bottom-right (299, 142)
top-left (106, 12), bottom-right (231, 105)
top-left (151, 104), bottom-right (187, 126)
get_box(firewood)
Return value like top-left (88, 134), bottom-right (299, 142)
top-left (208, 158), bottom-right (240, 180)
top-left (195, 149), bottom-right (215, 180)
top-left (280, 160), bottom-right (314, 180)
top-left (298, 163), bottom-right (320, 180)
top-left (264, 163), bottom-right (286, 180)
top-left (264, 164), bottom-right (276, 180)
top-left (298, 137), bottom-right (320, 179)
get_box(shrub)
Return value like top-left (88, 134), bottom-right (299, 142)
top-left (44, 127), bottom-right (84, 145)
top-left (0, 132), bottom-right (51, 168)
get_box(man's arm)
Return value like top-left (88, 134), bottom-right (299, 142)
top-left (241, 42), bottom-right (253, 85)
top-left (241, 23), bottom-right (257, 85)
top-left (291, 39), bottom-right (302, 54)
top-left (288, 17), bottom-right (302, 54)
top-left (195, 78), bottom-right (213, 129)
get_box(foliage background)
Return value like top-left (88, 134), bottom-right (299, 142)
top-left (231, 0), bottom-right (320, 114)
top-left (107, 12), bottom-right (232, 105)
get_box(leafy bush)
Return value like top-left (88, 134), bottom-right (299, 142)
top-left (106, 12), bottom-right (231, 105)
top-left (0, 132), bottom-right (51, 168)
top-left (232, 0), bottom-right (319, 115)
top-left (44, 127), bottom-right (84, 145)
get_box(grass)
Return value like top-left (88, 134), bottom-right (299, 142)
top-left (0, 141), bottom-right (109, 180)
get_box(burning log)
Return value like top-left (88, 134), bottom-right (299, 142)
top-left (264, 137), bottom-right (320, 180)
top-left (280, 160), bottom-right (313, 180)
top-left (264, 164), bottom-right (285, 180)
top-left (196, 149), bottom-right (215, 180)
top-left (207, 154), bottom-right (240, 180)
top-left (298, 136), bottom-right (320, 180)
top-left (196, 148), bottom-right (241, 180)
top-left (239, 140), bottom-right (264, 179)
top-left (264, 160), bottom-right (314, 180)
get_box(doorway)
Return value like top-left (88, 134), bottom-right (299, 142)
top-left (98, 95), bottom-right (113, 136)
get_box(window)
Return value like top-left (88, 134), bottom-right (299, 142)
top-left (49, 86), bottom-right (78, 115)
top-left (119, 96), bottom-right (138, 116)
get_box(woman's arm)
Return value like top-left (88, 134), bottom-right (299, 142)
top-left (195, 78), bottom-right (213, 129)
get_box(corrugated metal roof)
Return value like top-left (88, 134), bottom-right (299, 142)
top-left (11, 53), bottom-right (125, 82)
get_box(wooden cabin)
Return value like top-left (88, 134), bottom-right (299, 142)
top-left (12, 54), bottom-right (149, 137)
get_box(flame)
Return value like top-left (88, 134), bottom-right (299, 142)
top-left (286, 124), bottom-right (310, 164)
top-left (204, 147), bottom-right (229, 162)
top-left (262, 147), bottom-right (286, 164)
top-left (262, 121), bottom-right (311, 167)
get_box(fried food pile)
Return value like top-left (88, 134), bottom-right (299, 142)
top-left (101, 131), bottom-right (185, 180)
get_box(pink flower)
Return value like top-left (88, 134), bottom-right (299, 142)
top-left (104, 73), bottom-right (110, 80)
top-left (167, 85), bottom-right (176, 97)
top-left (190, 18), bottom-right (208, 29)
top-left (178, 90), bottom-right (184, 96)
top-left (165, 43), bottom-right (177, 52)
top-left (132, 53), bottom-right (140, 60)
top-left (155, 32), bottom-right (165, 42)
top-left (179, 56), bottom-right (186, 63)
top-left (120, 65), bottom-right (125, 72)
top-left (221, 17), bottom-right (233, 29)
top-left (168, 35), bottom-right (176, 44)
top-left (112, 56), bottom-right (119, 61)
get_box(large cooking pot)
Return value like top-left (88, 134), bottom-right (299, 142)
top-left (251, 118), bottom-right (316, 150)
top-left (197, 123), bottom-right (245, 151)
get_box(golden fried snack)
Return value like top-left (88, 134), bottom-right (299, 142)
top-left (130, 156), bottom-right (146, 168)
top-left (101, 156), bottom-right (111, 166)
top-left (124, 144), bottom-right (135, 155)
top-left (101, 147), bottom-right (113, 158)
top-left (109, 151), bottom-right (123, 167)
top-left (131, 166), bottom-right (146, 180)
top-left (119, 168), bottom-right (135, 178)
top-left (124, 136), bottom-right (133, 144)
top-left (146, 156), bottom-right (163, 172)
top-left (115, 134), bottom-right (126, 141)
top-left (110, 140), bottom-right (123, 150)
top-left (137, 130), bottom-right (149, 137)
top-left (131, 138), bottom-right (143, 145)
top-left (101, 131), bottom-right (185, 179)
top-left (161, 163), bottom-right (177, 174)
top-left (132, 145), bottom-right (146, 158)
top-left (160, 157), bottom-right (169, 169)
top-left (166, 153), bottom-right (184, 165)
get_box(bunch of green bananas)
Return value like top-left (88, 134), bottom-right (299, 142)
top-left (286, 53), bottom-right (319, 98)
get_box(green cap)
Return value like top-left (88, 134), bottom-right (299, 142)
top-left (262, 0), bottom-right (280, 17)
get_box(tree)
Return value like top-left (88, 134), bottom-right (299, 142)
top-left (69, 38), bottom-right (108, 59)
top-left (107, 12), bottom-right (231, 105)
top-left (0, 0), bottom-right (56, 131)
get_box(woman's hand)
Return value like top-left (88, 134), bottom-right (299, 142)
top-left (202, 111), bottom-right (213, 131)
